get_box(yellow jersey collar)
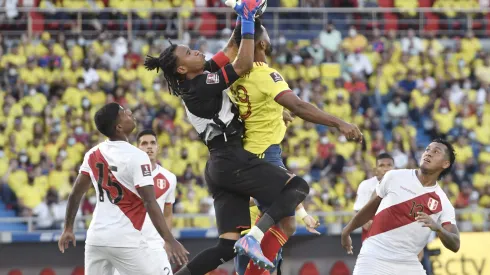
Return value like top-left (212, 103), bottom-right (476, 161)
top-left (253, 62), bottom-right (268, 68)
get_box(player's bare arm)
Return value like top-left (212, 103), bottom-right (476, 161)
top-left (222, 29), bottom-right (239, 62)
top-left (163, 204), bottom-right (173, 232)
top-left (415, 212), bottom-right (460, 252)
top-left (58, 173), bottom-right (92, 253)
top-left (204, 27), bottom-right (239, 73)
top-left (275, 92), bottom-right (363, 142)
top-left (341, 196), bottom-right (383, 254)
top-left (138, 185), bottom-right (189, 265)
top-left (231, 23), bottom-right (254, 76)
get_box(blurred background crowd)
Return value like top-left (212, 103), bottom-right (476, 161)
top-left (0, 0), bottom-right (490, 233)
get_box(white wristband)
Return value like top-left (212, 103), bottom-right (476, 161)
top-left (296, 207), bottom-right (308, 220)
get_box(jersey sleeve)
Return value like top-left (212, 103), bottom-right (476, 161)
top-left (165, 174), bottom-right (177, 205)
top-left (131, 151), bottom-right (154, 189)
top-left (376, 170), bottom-right (393, 198)
top-left (262, 70), bottom-right (292, 100)
top-left (438, 197), bottom-right (457, 226)
top-left (79, 150), bottom-right (92, 176)
top-left (353, 181), bottom-right (370, 211)
top-left (196, 64), bottom-right (240, 96)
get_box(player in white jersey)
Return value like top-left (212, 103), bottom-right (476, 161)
top-left (353, 153), bottom-right (394, 243)
top-left (342, 139), bottom-right (461, 275)
top-left (58, 103), bottom-right (188, 275)
top-left (113, 129), bottom-right (178, 275)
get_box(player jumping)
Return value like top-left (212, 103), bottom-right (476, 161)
top-left (342, 139), bottom-right (460, 275)
top-left (113, 129), bottom-right (178, 275)
top-left (145, 1), bottom-right (311, 274)
top-left (58, 103), bottom-right (188, 275)
top-left (353, 153), bottom-right (394, 243)
top-left (228, 19), bottom-right (363, 275)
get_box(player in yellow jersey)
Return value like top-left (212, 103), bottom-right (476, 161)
top-left (229, 19), bottom-right (363, 275)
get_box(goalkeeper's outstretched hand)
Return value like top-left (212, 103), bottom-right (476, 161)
top-left (225, 0), bottom-right (262, 20)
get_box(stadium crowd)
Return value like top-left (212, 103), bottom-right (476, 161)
top-left (0, 16), bottom-right (490, 231)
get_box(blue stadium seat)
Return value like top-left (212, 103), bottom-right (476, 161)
top-left (0, 209), bottom-right (16, 217)
top-left (0, 223), bottom-right (27, 231)
top-left (416, 126), bottom-right (431, 148)
top-left (0, 201), bottom-right (5, 209)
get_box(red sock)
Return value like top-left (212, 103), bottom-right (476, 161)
top-left (244, 225), bottom-right (288, 275)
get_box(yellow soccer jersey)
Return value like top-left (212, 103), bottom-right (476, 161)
top-left (241, 205), bottom-right (261, 235)
top-left (228, 62), bottom-right (290, 154)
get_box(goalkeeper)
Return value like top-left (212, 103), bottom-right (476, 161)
top-left (229, 19), bottom-right (363, 275)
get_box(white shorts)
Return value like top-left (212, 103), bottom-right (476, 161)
top-left (112, 246), bottom-right (173, 275)
top-left (353, 254), bottom-right (426, 275)
top-left (85, 242), bottom-right (166, 275)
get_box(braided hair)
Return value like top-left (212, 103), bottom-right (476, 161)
top-left (144, 42), bottom-right (183, 96)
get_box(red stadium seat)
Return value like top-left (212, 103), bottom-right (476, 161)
top-left (329, 261), bottom-right (350, 275)
top-left (199, 12), bottom-right (218, 37)
top-left (71, 267), bottom-right (84, 275)
top-left (424, 13), bottom-right (439, 32)
top-left (39, 268), bottom-right (56, 275)
top-left (299, 261), bottom-right (320, 275)
top-left (8, 269), bottom-right (23, 275)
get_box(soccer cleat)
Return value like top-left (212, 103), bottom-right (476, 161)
top-left (234, 235), bottom-right (275, 270)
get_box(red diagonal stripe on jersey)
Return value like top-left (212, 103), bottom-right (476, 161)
top-left (367, 191), bottom-right (442, 238)
top-left (88, 149), bottom-right (147, 231)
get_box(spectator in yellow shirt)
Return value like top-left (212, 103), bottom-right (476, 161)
top-left (0, 161), bottom-right (21, 213)
top-left (192, 198), bottom-right (215, 228)
top-left (475, 55), bottom-right (490, 84)
top-left (17, 167), bottom-right (48, 210)
top-left (342, 25), bottom-right (368, 53)
top-left (453, 136), bottom-right (474, 165)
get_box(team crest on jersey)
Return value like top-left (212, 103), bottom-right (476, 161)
top-left (140, 164), bottom-right (151, 177)
top-left (156, 178), bottom-right (167, 189)
top-left (427, 198), bottom-right (439, 211)
top-left (206, 73), bottom-right (220, 84)
top-left (270, 72), bottom-right (283, 82)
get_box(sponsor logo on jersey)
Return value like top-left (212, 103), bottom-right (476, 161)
top-left (269, 72), bottom-right (283, 82)
top-left (141, 164), bottom-right (151, 177)
top-left (206, 73), bottom-right (220, 84)
top-left (427, 197), bottom-right (439, 211)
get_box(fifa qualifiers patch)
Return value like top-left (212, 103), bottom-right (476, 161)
top-left (270, 72), bottom-right (283, 82)
top-left (206, 73), bottom-right (220, 84)
top-left (141, 164), bottom-right (151, 177)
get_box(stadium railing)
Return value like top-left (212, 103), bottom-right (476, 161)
top-left (0, 7), bottom-right (489, 39)
top-left (0, 208), bottom-right (488, 233)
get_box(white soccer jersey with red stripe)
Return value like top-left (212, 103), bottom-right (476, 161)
top-left (353, 176), bottom-right (378, 212)
top-left (141, 164), bottom-right (177, 248)
top-left (79, 141), bottom-right (154, 248)
top-left (359, 169), bottom-right (456, 263)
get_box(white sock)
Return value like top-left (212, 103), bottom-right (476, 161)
top-left (247, 226), bottom-right (265, 242)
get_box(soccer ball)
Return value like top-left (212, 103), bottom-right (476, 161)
top-left (225, 0), bottom-right (268, 18)
top-left (255, 0), bottom-right (267, 18)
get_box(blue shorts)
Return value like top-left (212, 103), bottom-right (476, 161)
top-left (235, 145), bottom-right (289, 275)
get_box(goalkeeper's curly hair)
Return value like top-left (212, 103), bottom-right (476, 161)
top-left (144, 42), bottom-right (183, 97)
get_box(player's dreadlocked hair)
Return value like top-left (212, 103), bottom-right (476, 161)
top-left (232, 17), bottom-right (264, 47)
top-left (144, 42), bottom-right (183, 96)
top-left (432, 138), bottom-right (456, 180)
